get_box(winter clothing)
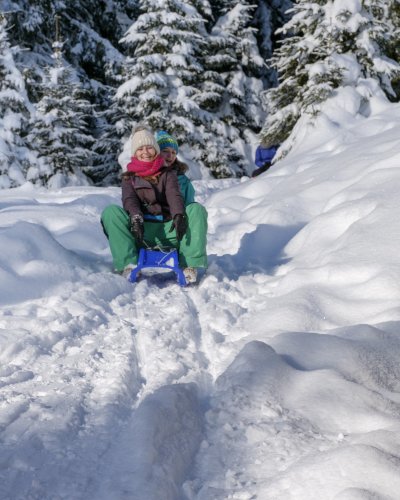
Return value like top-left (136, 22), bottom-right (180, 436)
top-left (156, 130), bottom-right (179, 153)
top-left (126, 155), bottom-right (164, 177)
top-left (178, 173), bottom-right (195, 206)
top-left (121, 168), bottom-right (185, 222)
top-left (160, 155), bottom-right (195, 206)
top-left (130, 214), bottom-right (144, 246)
top-left (255, 145), bottom-right (278, 167)
top-left (167, 157), bottom-right (195, 205)
top-left (155, 131), bottom-right (195, 204)
top-left (183, 267), bottom-right (197, 284)
top-left (131, 127), bottom-right (160, 156)
top-left (101, 202), bottom-right (208, 271)
top-left (171, 213), bottom-right (188, 241)
top-left (252, 145), bottom-right (278, 177)
top-left (101, 151), bottom-right (207, 272)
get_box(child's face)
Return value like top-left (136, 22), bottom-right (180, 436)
top-left (135, 145), bottom-right (157, 162)
top-left (160, 147), bottom-right (177, 167)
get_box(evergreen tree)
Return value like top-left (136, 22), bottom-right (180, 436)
top-left (29, 32), bottom-right (95, 187)
top-left (207, 0), bottom-right (266, 132)
top-left (5, 1), bottom-right (135, 184)
top-left (0, 15), bottom-right (41, 189)
top-left (6, 0), bottom-right (133, 88)
top-left (2, 0), bottom-right (290, 181)
top-left (198, 0), bottom-right (293, 175)
top-left (117, 0), bottom-right (209, 137)
top-left (195, 0), bottom-right (267, 175)
top-left (260, 0), bottom-right (400, 150)
top-left (90, 88), bottom-right (123, 185)
top-left (116, 0), bottom-right (237, 177)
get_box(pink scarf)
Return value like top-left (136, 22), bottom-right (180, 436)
top-left (126, 155), bottom-right (164, 177)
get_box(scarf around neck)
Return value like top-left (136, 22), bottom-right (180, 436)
top-left (127, 155), bottom-right (164, 177)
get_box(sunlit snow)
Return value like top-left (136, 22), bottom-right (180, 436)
top-left (1, 100), bottom-right (400, 499)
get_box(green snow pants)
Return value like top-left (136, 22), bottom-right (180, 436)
top-left (101, 202), bottom-right (208, 272)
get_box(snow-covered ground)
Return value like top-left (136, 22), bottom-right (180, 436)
top-left (1, 99), bottom-right (400, 500)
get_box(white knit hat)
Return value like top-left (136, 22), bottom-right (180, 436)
top-left (131, 126), bottom-right (160, 156)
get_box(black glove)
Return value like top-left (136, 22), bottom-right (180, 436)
top-left (252, 162), bottom-right (271, 177)
top-left (130, 214), bottom-right (144, 246)
top-left (170, 214), bottom-right (187, 241)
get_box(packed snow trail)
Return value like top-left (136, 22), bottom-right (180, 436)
top-left (0, 183), bottom-right (316, 500)
top-left (0, 268), bottom-right (207, 499)
top-left (3, 102), bottom-right (400, 500)
top-left (0, 184), bottom-right (260, 500)
top-left (89, 259), bottom-right (272, 499)
top-left (0, 271), bottom-right (261, 499)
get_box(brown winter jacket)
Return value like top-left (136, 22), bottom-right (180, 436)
top-left (121, 168), bottom-right (185, 222)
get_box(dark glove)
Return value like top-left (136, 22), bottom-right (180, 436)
top-left (252, 162), bottom-right (271, 178)
top-left (170, 214), bottom-right (187, 241)
top-left (130, 214), bottom-right (144, 246)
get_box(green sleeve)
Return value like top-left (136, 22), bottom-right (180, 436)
top-left (178, 174), bottom-right (196, 206)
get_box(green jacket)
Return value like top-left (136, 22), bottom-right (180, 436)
top-left (173, 159), bottom-right (195, 206)
top-left (178, 174), bottom-right (195, 206)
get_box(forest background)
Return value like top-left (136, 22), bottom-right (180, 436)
top-left (0, 0), bottom-right (399, 189)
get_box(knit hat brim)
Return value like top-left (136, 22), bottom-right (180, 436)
top-left (156, 130), bottom-right (179, 154)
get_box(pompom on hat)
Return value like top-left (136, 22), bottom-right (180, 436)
top-left (131, 126), bottom-right (160, 157)
top-left (156, 130), bottom-right (179, 154)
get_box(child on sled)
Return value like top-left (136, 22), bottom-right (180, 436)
top-left (101, 126), bottom-right (207, 284)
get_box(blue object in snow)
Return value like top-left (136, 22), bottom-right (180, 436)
top-left (129, 248), bottom-right (187, 286)
top-left (255, 145), bottom-right (278, 167)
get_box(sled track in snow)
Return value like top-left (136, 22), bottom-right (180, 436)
top-left (0, 264), bottom-right (254, 500)
top-left (90, 273), bottom-right (217, 500)
top-left (88, 269), bottom-right (254, 500)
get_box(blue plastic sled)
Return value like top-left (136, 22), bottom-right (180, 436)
top-left (128, 248), bottom-right (187, 287)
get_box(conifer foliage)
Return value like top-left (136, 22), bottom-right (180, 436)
top-left (117, 0), bottom-right (275, 177)
top-left (29, 36), bottom-right (95, 187)
top-left (116, 0), bottom-right (222, 172)
top-left (208, 0), bottom-right (266, 132)
top-left (260, 0), bottom-right (400, 149)
top-left (0, 15), bottom-right (38, 188)
top-left (5, 1), bottom-right (132, 185)
top-left (192, 0), bottom-right (269, 176)
top-left (0, 0), bottom-right (285, 184)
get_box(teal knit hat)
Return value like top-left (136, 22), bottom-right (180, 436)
top-left (156, 130), bottom-right (179, 154)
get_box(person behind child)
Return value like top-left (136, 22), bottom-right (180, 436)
top-left (252, 143), bottom-right (279, 177)
top-left (156, 130), bottom-right (195, 205)
top-left (101, 126), bottom-right (208, 283)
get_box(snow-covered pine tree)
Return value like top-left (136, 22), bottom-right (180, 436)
top-left (194, 2), bottom-right (262, 175)
top-left (116, 0), bottom-right (239, 177)
top-left (116, 0), bottom-right (208, 156)
top-left (208, 0), bottom-right (266, 132)
top-left (5, 0), bottom-right (131, 93)
top-left (5, 0), bottom-right (133, 185)
top-left (29, 23), bottom-right (95, 187)
top-left (260, 0), bottom-right (400, 150)
top-left (90, 89), bottom-right (123, 186)
top-left (0, 15), bottom-right (40, 189)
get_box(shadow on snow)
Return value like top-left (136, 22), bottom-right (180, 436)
top-left (208, 223), bottom-right (305, 280)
